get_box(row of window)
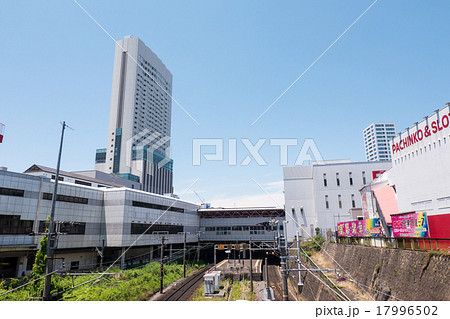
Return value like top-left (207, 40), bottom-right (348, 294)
top-left (0, 187), bottom-right (24, 197)
top-left (324, 194), bottom-right (357, 209)
top-left (323, 171), bottom-right (367, 187)
top-left (0, 215), bottom-right (33, 235)
top-left (394, 135), bottom-right (449, 165)
top-left (132, 200), bottom-right (184, 213)
top-left (38, 221), bottom-right (86, 235)
top-left (0, 215), bottom-right (86, 235)
top-left (130, 223), bottom-right (183, 235)
top-left (205, 225), bottom-right (283, 232)
top-left (42, 193), bottom-right (89, 205)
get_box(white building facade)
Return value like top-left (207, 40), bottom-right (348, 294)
top-left (387, 103), bottom-right (450, 238)
top-left (96, 36), bottom-right (174, 195)
top-left (198, 207), bottom-right (285, 242)
top-left (283, 160), bottom-right (392, 241)
top-left (364, 123), bottom-right (396, 161)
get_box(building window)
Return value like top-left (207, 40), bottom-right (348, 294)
top-left (351, 194), bottom-right (356, 208)
top-left (0, 187), bottom-right (24, 197)
top-left (336, 173), bottom-right (340, 186)
top-left (42, 193), bottom-right (88, 205)
top-left (362, 171), bottom-right (366, 185)
top-left (323, 173), bottom-right (327, 187)
top-left (349, 172), bottom-right (353, 186)
top-left (0, 215), bottom-right (33, 235)
top-left (38, 221), bottom-right (86, 235)
top-left (132, 200), bottom-right (184, 213)
top-left (338, 195), bottom-right (342, 209)
top-left (325, 195), bottom-right (329, 209)
top-left (70, 261), bottom-right (80, 271)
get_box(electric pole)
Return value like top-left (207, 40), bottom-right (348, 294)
top-left (265, 257), bottom-right (271, 300)
top-left (249, 237), bottom-right (253, 293)
top-left (280, 221), bottom-right (289, 301)
top-left (160, 236), bottom-right (165, 294)
top-left (183, 232), bottom-right (186, 278)
top-left (43, 121), bottom-right (67, 301)
top-left (196, 231), bottom-right (200, 263)
top-left (296, 231), bottom-right (304, 293)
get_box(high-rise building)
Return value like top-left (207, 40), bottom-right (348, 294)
top-left (96, 36), bottom-right (174, 195)
top-left (363, 123), bottom-right (396, 161)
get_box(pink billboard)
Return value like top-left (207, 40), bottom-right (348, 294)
top-left (391, 212), bottom-right (429, 238)
top-left (337, 219), bottom-right (382, 237)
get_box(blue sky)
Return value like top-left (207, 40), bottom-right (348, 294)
top-left (1, 1), bottom-right (449, 207)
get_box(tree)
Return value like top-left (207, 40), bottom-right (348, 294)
top-left (31, 234), bottom-right (47, 278)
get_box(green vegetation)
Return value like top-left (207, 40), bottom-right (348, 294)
top-left (300, 234), bottom-right (325, 253)
top-left (0, 261), bottom-right (205, 301)
top-left (393, 268), bottom-right (397, 277)
top-left (32, 235), bottom-right (48, 278)
top-left (228, 280), bottom-right (256, 301)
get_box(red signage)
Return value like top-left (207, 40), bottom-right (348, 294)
top-left (392, 113), bottom-right (450, 154)
top-left (372, 170), bottom-right (386, 179)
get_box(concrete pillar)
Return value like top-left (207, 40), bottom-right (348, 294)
top-left (150, 245), bottom-right (153, 262)
top-left (169, 244), bottom-right (173, 260)
top-left (120, 247), bottom-right (126, 269)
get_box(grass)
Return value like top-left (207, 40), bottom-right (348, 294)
top-left (0, 261), bottom-right (205, 301)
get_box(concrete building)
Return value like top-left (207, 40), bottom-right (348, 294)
top-left (24, 164), bottom-right (141, 190)
top-left (366, 103), bottom-right (450, 239)
top-left (199, 207), bottom-right (285, 242)
top-left (283, 160), bottom-right (392, 241)
top-left (0, 169), bottom-right (198, 278)
top-left (364, 123), bottom-right (396, 161)
top-left (96, 36), bottom-right (174, 195)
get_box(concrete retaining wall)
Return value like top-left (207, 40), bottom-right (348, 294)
top-left (320, 243), bottom-right (450, 301)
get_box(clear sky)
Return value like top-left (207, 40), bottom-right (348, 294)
top-left (1, 1), bottom-right (449, 207)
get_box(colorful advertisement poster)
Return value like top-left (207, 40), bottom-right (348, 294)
top-left (337, 219), bottom-right (382, 237)
top-left (391, 212), bottom-right (429, 238)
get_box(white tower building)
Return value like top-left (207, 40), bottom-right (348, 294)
top-left (96, 36), bottom-right (174, 194)
top-left (364, 123), bottom-right (396, 161)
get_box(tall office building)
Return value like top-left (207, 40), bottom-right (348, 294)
top-left (96, 36), bottom-right (174, 194)
top-left (363, 123), bottom-right (396, 161)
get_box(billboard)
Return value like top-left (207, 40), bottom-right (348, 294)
top-left (337, 218), bottom-right (383, 237)
top-left (392, 212), bottom-right (429, 238)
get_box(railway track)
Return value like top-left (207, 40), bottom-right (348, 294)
top-left (266, 265), bottom-right (285, 301)
top-left (157, 265), bottom-right (212, 301)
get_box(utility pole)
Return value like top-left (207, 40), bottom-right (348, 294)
top-left (160, 236), bottom-right (165, 294)
top-left (196, 232), bottom-right (200, 263)
top-left (214, 245), bottom-right (217, 270)
top-left (265, 257), bottom-right (271, 300)
top-left (183, 232), bottom-right (186, 278)
top-left (43, 121), bottom-right (67, 301)
top-left (296, 231), bottom-right (303, 293)
top-left (249, 237), bottom-right (253, 293)
top-left (280, 221), bottom-right (289, 301)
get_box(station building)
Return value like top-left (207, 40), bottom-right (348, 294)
top-left (198, 207), bottom-right (285, 242)
top-left (283, 160), bottom-right (392, 241)
top-left (0, 168), bottom-right (199, 278)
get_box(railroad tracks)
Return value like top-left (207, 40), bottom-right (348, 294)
top-left (266, 265), bottom-right (284, 301)
top-left (157, 265), bottom-right (212, 301)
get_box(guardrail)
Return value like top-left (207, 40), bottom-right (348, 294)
top-left (336, 236), bottom-right (450, 251)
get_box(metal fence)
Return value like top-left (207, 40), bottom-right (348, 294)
top-left (336, 236), bottom-right (450, 251)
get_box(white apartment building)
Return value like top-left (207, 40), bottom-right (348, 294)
top-left (96, 36), bottom-right (174, 195)
top-left (364, 123), bottom-right (396, 161)
top-left (283, 160), bottom-right (392, 241)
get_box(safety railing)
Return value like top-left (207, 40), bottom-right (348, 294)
top-left (336, 236), bottom-right (450, 251)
